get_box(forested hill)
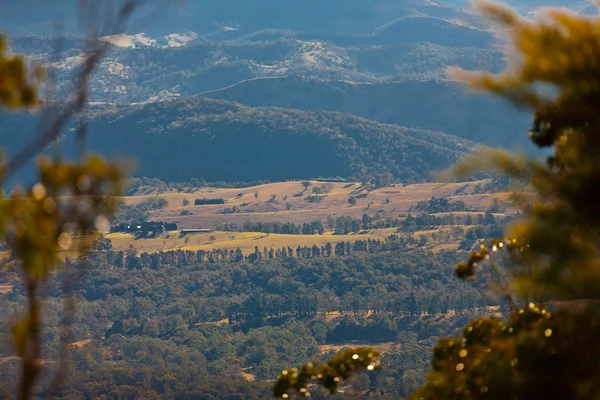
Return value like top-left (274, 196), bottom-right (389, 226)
top-left (199, 77), bottom-right (531, 147)
top-left (77, 97), bottom-right (471, 183)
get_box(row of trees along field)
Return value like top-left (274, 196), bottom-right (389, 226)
top-left (217, 210), bottom-right (504, 236)
top-left (275, 2), bottom-right (600, 399)
top-left (92, 217), bottom-right (503, 268)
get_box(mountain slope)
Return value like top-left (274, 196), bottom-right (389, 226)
top-left (198, 76), bottom-right (531, 148)
top-left (1, 0), bottom-right (479, 37)
top-left (76, 97), bottom-right (472, 183)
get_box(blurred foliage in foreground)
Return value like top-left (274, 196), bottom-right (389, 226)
top-left (413, 0), bottom-right (600, 399)
top-left (0, 33), bottom-right (127, 398)
top-left (272, 348), bottom-right (381, 398)
top-left (275, 0), bottom-right (600, 398)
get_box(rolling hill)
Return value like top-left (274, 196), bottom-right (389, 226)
top-left (77, 97), bottom-right (472, 183)
top-left (199, 76), bottom-right (531, 147)
top-left (124, 179), bottom-right (507, 230)
top-left (0, 97), bottom-right (473, 184)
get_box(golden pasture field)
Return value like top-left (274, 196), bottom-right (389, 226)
top-left (101, 179), bottom-right (511, 255)
top-left (104, 227), bottom-right (465, 255)
top-left (123, 179), bottom-right (510, 229)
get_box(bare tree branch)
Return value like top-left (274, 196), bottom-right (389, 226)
top-left (3, 0), bottom-right (142, 178)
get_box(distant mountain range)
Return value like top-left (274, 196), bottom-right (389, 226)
top-left (9, 33), bottom-right (501, 103)
top-left (0, 0), bottom-right (480, 37)
top-left (0, 0), bottom-right (548, 184)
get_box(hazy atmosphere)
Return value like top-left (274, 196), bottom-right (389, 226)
top-left (1, 0), bottom-right (599, 399)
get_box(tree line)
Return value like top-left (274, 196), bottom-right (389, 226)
top-left (332, 211), bottom-right (505, 235)
top-left (217, 220), bottom-right (325, 235)
top-left (92, 229), bottom-right (475, 270)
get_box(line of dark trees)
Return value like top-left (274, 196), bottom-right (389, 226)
top-left (94, 237), bottom-right (397, 270)
top-left (194, 198), bottom-right (225, 205)
top-left (91, 229), bottom-right (475, 272)
top-left (333, 211), bottom-right (504, 234)
top-left (217, 220), bottom-right (325, 235)
top-left (229, 291), bottom-right (492, 330)
top-left (411, 196), bottom-right (471, 213)
top-left (398, 211), bottom-right (499, 232)
top-left (110, 221), bottom-right (178, 235)
top-left (213, 211), bottom-right (505, 238)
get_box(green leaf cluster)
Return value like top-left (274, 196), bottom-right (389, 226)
top-left (0, 36), bottom-right (40, 109)
top-left (272, 347), bottom-right (381, 398)
top-left (414, 2), bottom-right (600, 399)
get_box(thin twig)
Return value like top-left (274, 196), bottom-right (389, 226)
top-left (12, 2), bottom-right (148, 398)
top-left (3, 0), bottom-right (140, 179)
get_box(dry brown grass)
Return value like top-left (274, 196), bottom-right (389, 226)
top-left (69, 339), bottom-right (93, 348)
top-left (241, 369), bottom-right (256, 382)
top-left (105, 226), bottom-right (465, 255)
top-left (106, 229), bottom-right (389, 254)
top-left (319, 342), bottom-right (399, 355)
top-left (119, 180), bottom-right (503, 230)
top-left (0, 284), bottom-right (12, 294)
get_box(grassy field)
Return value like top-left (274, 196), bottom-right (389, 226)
top-left (319, 342), bottom-right (399, 355)
top-left (121, 179), bottom-right (511, 230)
top-left (105, 227), bottom-right (464, 255)
top-left (106, 179), bottom-right (511, 254)
top-left (0, 180), bottom-right (508, 260)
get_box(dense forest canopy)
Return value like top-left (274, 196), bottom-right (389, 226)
top-left (0, 97), bottom-right (472, 183)
top-left (0, 250), bottom-right (497, 398)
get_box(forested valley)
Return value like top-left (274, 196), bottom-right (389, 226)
top-left (0, 249), bottom-right (496, 399)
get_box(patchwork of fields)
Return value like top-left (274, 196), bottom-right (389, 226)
top-left (106, 179), bottom-right (512, 254)
top-left (124, 179), bottom-right (510, 227)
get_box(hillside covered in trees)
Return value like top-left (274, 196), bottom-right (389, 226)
top-left (0, 98), bottom-right (472, 183)
top-left (0, 249), bottom-right (497, 399)
top-left (199, 77), bottom-right (530, 148)
top-left (85, 98), bottom-right (472, 182)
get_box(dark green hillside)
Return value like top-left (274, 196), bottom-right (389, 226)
top-left (76, 97), bottom-right (470, 183)
top-left (349, 42), bottom-right (504, 78)
top-left (200, 76), bottom-right (531, 148)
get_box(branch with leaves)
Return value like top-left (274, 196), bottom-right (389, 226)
top-left (272, 348), bottom-right (381, 398)
top-left (0, 1), bottom-right (154, 398)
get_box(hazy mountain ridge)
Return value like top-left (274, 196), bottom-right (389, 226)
top-left (4, 0), bottom-right (494, 103)
top-left (76, 97), bottom-right (473, 182)
top-left (197, 76), bottom-right (530, 148)
top-left (0, 0), bottom-right (535, 186)
top-left (9, 33), bottom-right (502, 105)
top-left (0, 0), bottom-right (479, 37)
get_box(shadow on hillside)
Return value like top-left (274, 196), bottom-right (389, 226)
top-left (305, 196), bottom-right (324, 203)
